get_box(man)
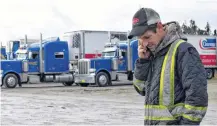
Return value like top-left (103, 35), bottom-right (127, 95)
top-left (128, 8), bottom-right (208, 125)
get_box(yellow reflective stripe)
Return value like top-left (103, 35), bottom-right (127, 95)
top-left (184, 104), bottom-right (207, 111)
top-left (170, 40), bottom-right (185, 105)
top-left (159, 50), bottom-right (170, 105)
top-left (133, 83), bottom-right (142, 91)
top-left (160, 39), bottom-right (185, 105)
top-left (144, 104), bottom-right (206, 121)
top-left (144, 105), bottom-right (167, 109)
top-left (182, 114), bottom-right (201, 122)
top-left (144, 116), bottom-right (175, 121)
top-left (145, 103), bottom-right (207, 111)
top-left (134, 79), bottom-right (144, 83)
top-left (133, 79), bottom-right (144, 91)
top-left (144, 114), bottom-right (202, 121)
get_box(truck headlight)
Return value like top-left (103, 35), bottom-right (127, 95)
top-left (89, 68), bottom-right (96, 73)
top-left (0, 70), bottom-right (3, 74)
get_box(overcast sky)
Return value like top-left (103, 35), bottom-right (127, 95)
top-left (0, 0), bottom-right (217, 46)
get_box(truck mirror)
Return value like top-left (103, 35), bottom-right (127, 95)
top-left (28, 52), bottom-right (32, 59)
top-left (119, 49), bottom-right (122, 57)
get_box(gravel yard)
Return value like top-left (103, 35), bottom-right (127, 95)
top-left (1, 76), bottom-right (217, 125)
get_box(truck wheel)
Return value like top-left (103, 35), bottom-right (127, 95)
top-left (79, 83), bottom-right (89, 87)
top-left (62, 82), bottom-right (74, 86)
top-left (127, 71), bottom-right (133, 81)
top-left (96, 72), bottom-right (110, 87)
top-left (206, 69), bottom-right (213, 79)
top-left (3, 73), bottom-right (18, 88)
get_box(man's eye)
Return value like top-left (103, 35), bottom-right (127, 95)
top-left (144, 36), bottom-right (150, 39)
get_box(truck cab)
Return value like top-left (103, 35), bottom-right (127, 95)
top-left (101, 40), bottom-right (138, 73)
top-left (101, 42), bottom-right (128, 72)
top-left (74, 39), bottom-right (139, 87)
top-left (1, 36), bottom-right (75, 88)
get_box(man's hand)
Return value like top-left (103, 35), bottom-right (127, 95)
top-left (138, 40), bottom-right (151, 59)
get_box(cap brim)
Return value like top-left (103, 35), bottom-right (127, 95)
top-left (128, 26), bottom-right (148, 39)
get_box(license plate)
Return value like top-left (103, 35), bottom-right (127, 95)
top-left (81, 80), bottom-right (86, 83)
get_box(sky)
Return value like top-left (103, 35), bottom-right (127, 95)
top-left (0, 0), bottom-right (217, 46)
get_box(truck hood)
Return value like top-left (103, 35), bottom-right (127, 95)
top-left (90, 58), bottom-right (113, 70)
top-left (1, 60), bottom-right (23, 73)
top-left (1, 60), bottom-right (23, 63)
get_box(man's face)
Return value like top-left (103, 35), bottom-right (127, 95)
top-left (138, 23), bottom-right (164, 51)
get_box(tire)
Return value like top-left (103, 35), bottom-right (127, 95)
top-left (79, 83), bottom-right (89, 87)
top-left (62, 81), bottom-right (74, 86)
top-left (206, 69), bottom-right (213, 79)
top-left (3, 73), bottom-right (18, 88)
top-left (96, 72), bottom-right (110, 87)
top-left (127, 71), bottom-right (133, 81)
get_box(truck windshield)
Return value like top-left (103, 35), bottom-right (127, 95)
top-left (16, 53), bottom-right (27, 60)
top-left (102, 51), bottom-right (116, 57)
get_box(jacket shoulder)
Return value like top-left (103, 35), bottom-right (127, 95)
top-left (177, 41), bottom-right (196, 53)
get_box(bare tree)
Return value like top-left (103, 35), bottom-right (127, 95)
top-left (189, 19), bottom-right (198, 34)
top-left (205, 22), bottom-right (211, 35)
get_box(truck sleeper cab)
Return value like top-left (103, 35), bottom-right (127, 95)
top-left (26, 38), bottom-right (75, 86)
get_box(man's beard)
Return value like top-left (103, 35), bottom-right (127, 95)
top-left (148, 45), bottom-right (158, 52)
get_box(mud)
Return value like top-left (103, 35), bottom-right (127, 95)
top-left (1, 78), bottom-right (217, 125)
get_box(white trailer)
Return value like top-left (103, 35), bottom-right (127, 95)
top-left (60, 30), bottom-right (128, 61)
top-left (186, 34), bottom-right (217, 79)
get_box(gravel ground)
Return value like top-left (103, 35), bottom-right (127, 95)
top-left (1, 76), bottom-right (217, 125)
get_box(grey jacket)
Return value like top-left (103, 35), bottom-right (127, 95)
top-left (134, 22), bottom-right (208, 125)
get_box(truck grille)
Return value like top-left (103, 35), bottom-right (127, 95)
top-left (78, 59), bottom-right (90, 74)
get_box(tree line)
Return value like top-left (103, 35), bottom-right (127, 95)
top-left (181, 19), bottom-right (217, 36)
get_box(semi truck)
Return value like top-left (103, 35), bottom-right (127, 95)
top-left (74, 38), bottom-right (138, 87)
top-left (1, 34), bottom-right (75, 88)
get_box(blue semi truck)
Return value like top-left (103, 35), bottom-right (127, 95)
top-left (1, 34), bottom-right (75, 88)
top-left (74, 39), bottom-right (138, 87)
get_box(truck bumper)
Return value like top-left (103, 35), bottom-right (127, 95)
top-left (74, 73), bottom-right (95, 84)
